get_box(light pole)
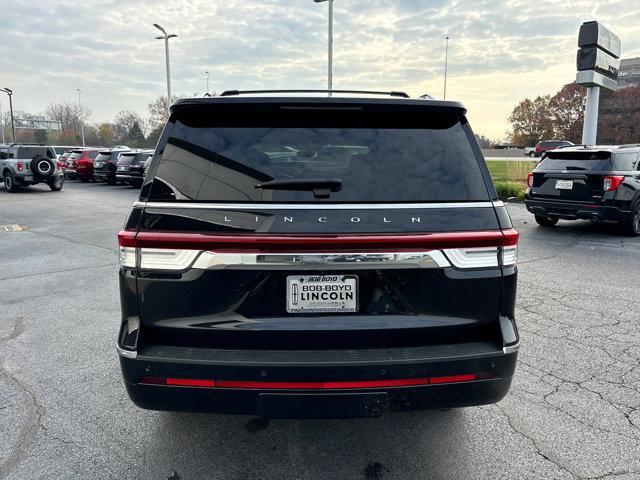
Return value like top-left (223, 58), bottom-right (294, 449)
top-left (76, 88), bottom-right (85, 147)
top-left (313, 0), bottom-right (333, 92)
top-left (205, 71), bottom-right (210, 96)
top-left (443, 36), bottom-right (450, 100)
top-left (1, 88), bottom-right (15, 143)
top-left (154, 23), bottom-right (178, 115)
top-left (0, 100), bottom-right (4, 143)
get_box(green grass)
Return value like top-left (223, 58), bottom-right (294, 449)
top-left (486, 160), bottom-right (537, 201)
top-left (486, 160), bottom-right (537, 184)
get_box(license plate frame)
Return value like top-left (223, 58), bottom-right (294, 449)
top-left (555, 179), bottom-right (573, 190)
top-left (286, 275), bottom-right (358, 314)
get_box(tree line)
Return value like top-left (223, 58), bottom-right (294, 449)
top-left (508, 82), bottom-right (640, 146)
top-left (0, 95), bottom-right (183, 148)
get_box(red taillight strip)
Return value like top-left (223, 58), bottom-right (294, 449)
top-left (216, 378), bottom-right (429, 389)
top-left (428, 373), bottom-right (477, 384)
top-left (119, 229), bottom-right (518, 252)
top-left (140, 374), bottom-right (482, 389)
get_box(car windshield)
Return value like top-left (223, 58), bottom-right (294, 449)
top-left (149, 118), bottom-right (490, 202)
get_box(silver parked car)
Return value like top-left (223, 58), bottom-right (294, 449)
top-left (0, 143), bottom-right (64, 192)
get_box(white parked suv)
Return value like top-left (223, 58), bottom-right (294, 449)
top-left (0, 143), bottom-right (64, 192)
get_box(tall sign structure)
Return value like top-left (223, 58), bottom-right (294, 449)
top-left (576, 21), bottom-right (621, 145)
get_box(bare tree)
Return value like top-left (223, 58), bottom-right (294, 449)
top-left (45, 102), bottom-right (90, 138)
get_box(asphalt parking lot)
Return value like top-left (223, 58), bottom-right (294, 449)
top-left (1, 181), bottom-right (639, 480)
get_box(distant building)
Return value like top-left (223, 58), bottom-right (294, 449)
top-left (617, 57), bottom-right (640, 89)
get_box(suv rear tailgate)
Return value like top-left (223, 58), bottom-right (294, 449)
top-left (120, 98), bottom-right (515, 352)
top-left (127, 202), bottom-right (509, 349)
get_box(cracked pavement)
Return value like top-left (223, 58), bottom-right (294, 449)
top-left (0, 182), bottom-right (639, 479)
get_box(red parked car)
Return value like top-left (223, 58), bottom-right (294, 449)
top-left (57, 151), bottom-right (72, 172)
top-left (65, 149), bottom-right (101, 181)
top-left (533, 140), bottom-right (573, 157)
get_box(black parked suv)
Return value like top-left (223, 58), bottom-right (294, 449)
top-left (117, 90), bottom-right (520, 418)
top-left (525, 145), bottom-right (640, 235)
top-left (116, 150), bottom-right (153, 187)
top-left (93, 148), bottom-right (131, 184)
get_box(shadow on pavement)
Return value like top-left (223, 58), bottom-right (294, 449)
top-left (148, 408), bottom-right (472, 479)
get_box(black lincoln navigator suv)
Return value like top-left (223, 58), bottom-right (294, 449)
top-left (525, 145), bottom-right (640, 235)
top-left (117, 90), bottom-right (520, 418)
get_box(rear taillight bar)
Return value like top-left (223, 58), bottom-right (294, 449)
top-left (118, 229), bottom-right (518, 270)
top-left (140, 373), bottom-right (485, 390)
top-left (118, 229), bottom-right (519, 251)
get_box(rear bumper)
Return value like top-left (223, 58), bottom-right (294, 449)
top-left (525, 197), bottom-right (630, 223)
top-left (93, 169), bottom-right (114, 181)
top-left (15, 172), bottom-right (62, 185)
top-left (118, 341), bottom-right (518, 417)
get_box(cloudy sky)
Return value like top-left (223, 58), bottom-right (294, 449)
top-left (1, 0), bottom-right (640, 138)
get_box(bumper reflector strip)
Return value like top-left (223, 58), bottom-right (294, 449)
top-left (428, 373), bottom-right (477, 384)
top-left (140, 374), bottom-right (480, 389)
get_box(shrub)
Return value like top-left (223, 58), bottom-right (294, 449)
top-left (494, 181), bottom-right (526, 201)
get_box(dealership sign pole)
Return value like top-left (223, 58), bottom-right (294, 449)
top-left (576, 21), bottom-right (621, 145)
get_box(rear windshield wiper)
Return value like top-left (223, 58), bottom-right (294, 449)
top-left (255, 178), bottom-right (342, 199)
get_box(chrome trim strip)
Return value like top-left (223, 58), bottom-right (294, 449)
top-left (134, 201), bottom-right (495, 210)
top-left (190, 250), bottom-right (451, 270)
top-left (503, 341), bottom-right (520, 354)
top-left (116, 345), bottom-right (138, 359)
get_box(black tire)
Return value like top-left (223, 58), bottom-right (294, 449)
top-left (31, 156), bottom-right (55, 179)
top-left (622, 200), bottom-right (640, 237)
top-left (3, 171), bottom-right (20, 192)
top-left (535, 215), bottom-right (558, 227)
top-left (131, 179), bottom-right (143, 188)
top-left (80, 177), bottom-right (90, 183)
top-left (47, 176), bottom-right (64, 192)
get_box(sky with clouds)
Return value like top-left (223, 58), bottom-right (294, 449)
top-left (1, 0), bottom-right (640, 139)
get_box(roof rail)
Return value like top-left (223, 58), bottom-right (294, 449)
top-left (0, 143), bottom-right (46, 147)
top-left (219, 89), bottom-right (410, 98)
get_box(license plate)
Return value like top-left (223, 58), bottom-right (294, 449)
top-left (286, 275), bottom-right (358, 313)
top-left (555, 179), bottom-right (573, 190)
top-left (117, 166), bottom-right (129, 171)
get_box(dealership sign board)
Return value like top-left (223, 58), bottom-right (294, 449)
top-left (576, 21), bottom-right (621, 90)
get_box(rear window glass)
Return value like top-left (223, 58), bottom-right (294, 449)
top-left (613, 152), bottom-right (639, 170)
top-left (18, 147), bottom-right (54, 159)
top-left (119, 153), bottom-right (149, 163)
top-left (538, 151), bottom-right (639, 171)
top-left (540, 151), bottom-right (612, 171)
top-left (95, 153), bottom-right (111, 162)
top-left (68, 152), bottom-right (83, 160)
top-left (148, 117), bottom-right (489, 203)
